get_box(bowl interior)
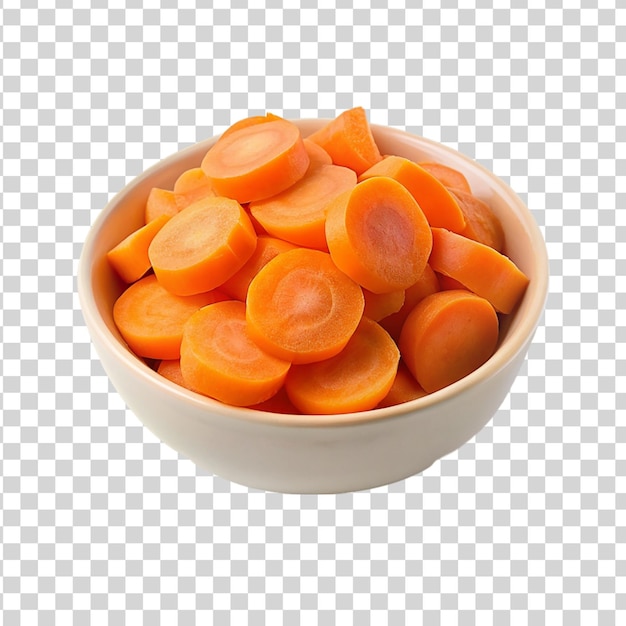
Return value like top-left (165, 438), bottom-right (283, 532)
top-left (80, 120), bottom-right (548, 421)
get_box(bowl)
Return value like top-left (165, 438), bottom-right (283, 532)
top-left (78, 120), bottom-right (549, 494)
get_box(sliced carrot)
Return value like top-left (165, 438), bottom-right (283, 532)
top-left (219, 113), bottom-right (282, 140)
top-left (284, 316), bottom-right (399, 414)
top-left (379, 264), bottom-right (440, 341)
top-left (157, 359), bottom-right (186, 386)
top-left (418, 162), bottom-right (472, 193)
top-left (180, 300), bottom-right (291, 407)
top-left (399, 289), bottom-right (499, 393)
top-left (107, 214), bottom-right (170, 284)
top-left (363, 288), bottom-right (405, 322)
top-left (246, 247), bottom-right (364, 364)
top-left (448, 188), bottom-right (505, 252)
top-left (220, 235), bottom-right (297, 302)
top-left (325, 176), bottom-right (432, 293)
top-left (376, 361), bottom-right (428, 408)
top-left (201, 118), bottom-right (310, 203)
top-left (306, 107), bottom-right (383, 175)
top-left (173, 167), bottom-right (216, 211)
top-left (148, 195), bottom-right (257, 296)
top-left (436, 272), bottom-right (467, 291)
top-left (249, 386), bottom-right (300, 414)
top-left (359, 156), bottom-right (466, 232)
top-left (303, 138), bottom-right (333, 169)
top-left (112, 274), bottom-right (228, 360)
top-left (429, 227), bottom-right (530, 314)
top-left (249, 164), bottom-right (357, 251)
top-left (145, 188), bottom-right (179, 224)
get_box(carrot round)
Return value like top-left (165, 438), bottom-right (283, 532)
top-left (112, 274), bottom-right (227, 360)
top-left (418, 162), bottom-right (472, 193)
top-left (201, 119), bottom-right (310, 203)
top-left (363, 288), bottom-right (405, 322)
top-left (219, 235), bottom-right (297, 302)
top-left (145, 188), bottom-right (179, 224)
top-left (325, 176), bottom-right (432, 293)
top-left (180, 300), bottom-right (291, 407)
top-left (448, 188), bottom-right (505, 252)
top-left (359, 156), bottom-right (466, 232)
top-left (303, 138), bottom-right (333, 169)
top-left (399, 289), bottom-right (499, 393)
top-left (157, 359), bottom-right (186, 386)
top-left (285, 316), bottom-right (400, 414)
top-left (429, 227), bottom-right (530, 314)
top-left (306, 107), bottom-right (382, 175)
top-left (148, 195), bottom-right (257, 296)
top-left (376, 361), bottom-right (428, 408)
top-left (246, 247), bottom-right (364, 364)
top-left (173, 167), bottom-right (216, 211)
top-left (249, 164), bottom-right (357, 250)
top-left (379, 263), bottom-right (440, 341)
top-left (107, 214), bottom-right (170, 284)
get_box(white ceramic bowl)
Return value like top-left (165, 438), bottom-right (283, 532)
top-left (78, 120), bottom-right (549, 494)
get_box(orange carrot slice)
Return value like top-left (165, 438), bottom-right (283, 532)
top-left (363, 288), bottom-right (405, 322)
top-left (201, 118), bottom-right (310, 203)
top-left (325, 176), bottom-right (432, 293)
top-left (429, 227), bottom-right (530, 314)
top-left (246, 247), bottom-right (364, 364)
top-left (448, 188), bottom-right (505, 252)
top-left (219, 113), bottom-right (282, 140)
top-left (376, 361), bottom-right (428, 408)
top-left (284, 316), bottom-right (400, 414)
top-left (220, 235), bottom-right (297, 301)
top-left (157, 359), bottom-right (186, 386)
top-left (180, 300), bottom-right (291, 407)
top-left (399, 290), bottom-right (499, 393)
top-left (112, 274), bottom-right (227, 360)
top-left (359, 156), bottom-right (466, 232)
top-left (418, 162), bottom-right (472, 193)
top-left (379, 264), bottom-right (440, 341)
top-left (107, 214), bottom-right (170, 284)
top-left (306, 107), bottom-right (383, 175)
top-left (249, 163), bottom-right (357, 250)
top-left (148, 195), bottom-right (257, 296)
top-left (173, 167), bottom-right (216, 211)
top-left (145, 188), bottom-right (179, 224)
top-left (249, 386), bottom-right (301, 414)
top-left (303, 138), bottom-right (333, 169)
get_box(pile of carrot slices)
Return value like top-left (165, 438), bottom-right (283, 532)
top-left (107, 107), bottom-right (530, 414)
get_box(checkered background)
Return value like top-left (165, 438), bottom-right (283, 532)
top-left (1, 2), bottom-right (624, 624)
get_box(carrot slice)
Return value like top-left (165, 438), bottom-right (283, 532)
top-left (418, 162), bottom-right (472, 193)
top-left (173, 167), bottom-right (216, 211)
top-left (376, 361), bottom-right (428, 408)
top-left (306, 106), bottom-right (383, 175)
top-left (148, 195), bottom-right (257, 296)
top-left (145, 188), bottom-right (180, 224)
top-left (249, 164), bottom-right (357, 250)
top-left (303, 138), bottom-right (333, 169)
top-left (448, 188), bottom-right (505, 252)
top-left (246, 247), bottom-right (364, 364)
top-left (219, 113), bottom-right (282, 140)
top-left (399, 290), bottom-right (499, 393)
top-left (429, 227), bottom-right (530, 314)
top-left (379, 264), bottom-right (440, 341)
top-left (359, 156), bottom-right (466, 232)
top-left (325, 176), bottom-right (432, 293)
top-left (249, 386), bottom-right (300, 414)
top-left (284, 316), bottom-right (400, 414)
top-left (107, 214), bottom-right (170, 284)
top-left (180, 300), bottom-right (291, 407)
top-left (363, 288), bottom-right (405, 322)
top-left (201, 119), bottom-right (310, 203)
top-left (112, 274), bottom-right (227, 360)
top-left (157, 359), bottom-right (186, 386)
top-left (220, 235), bottom-right (297, 301)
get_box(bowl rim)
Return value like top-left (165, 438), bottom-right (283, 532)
top-left (78, 120), bottom-right (549, 429)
